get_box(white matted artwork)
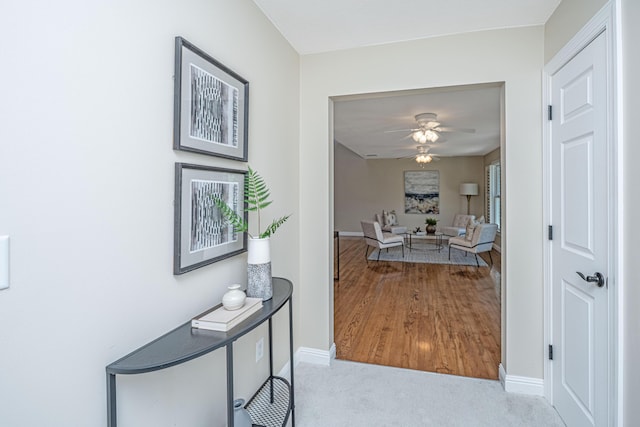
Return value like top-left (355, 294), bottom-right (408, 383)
top-left (189, 179), bottom-right (239, 252)
top-left (174, 163), bottom-right (247, 274)
top-left (404, 170), bottom-right (440, 214)
top-left (173, 37), bottom-right (249, 161)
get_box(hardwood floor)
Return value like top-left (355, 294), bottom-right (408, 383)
top-left (334, 237), bottom-right (501, 380)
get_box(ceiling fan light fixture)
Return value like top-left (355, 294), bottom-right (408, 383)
top-left (415, 153), bottom-right (433, 164)
top-left (412, 131), bottom-right (428, 143)
top-left (424, 129), bottom-right (439, 142)
top-left (414, 112), bottom-right (438, 125)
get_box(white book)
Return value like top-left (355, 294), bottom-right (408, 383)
top-left (192, 298), bottom-right (263, 332)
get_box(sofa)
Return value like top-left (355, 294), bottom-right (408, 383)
top-left (441, 214), bottom-right (476, 237)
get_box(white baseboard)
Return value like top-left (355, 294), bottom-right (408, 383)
top-left (277, 343), bottom-right (337, 379)
top-left (492, 243), bottom-right (501, 253)
top-left (296, 344), bottom-right (336, 366)
top-left (499, 364), bottom-right (544, 396)
top-left (338, 231), bottom-right (363, 237)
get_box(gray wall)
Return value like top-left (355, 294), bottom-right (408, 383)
top-left (300, 26), bottom-right (544, 377)
top-left (0, 1), bottom-right (300, 425)
top-left (334, 143), bottom-right (486, 233)
top-left (544, 0), bottom-right (608, 62)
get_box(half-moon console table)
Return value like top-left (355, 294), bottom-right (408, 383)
top-left (106, 277), bottom-right (295, 427)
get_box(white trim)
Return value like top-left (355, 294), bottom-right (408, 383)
top-left (542, 2), bottom-right (621, 425)
top-left (296, 344), bottom-right (336, 366)
top-left (277, 359), bottom-right (292, 380)
top-left (492, 243), bottom-right (501, 253)
top-left (338, 231), bottom-right (363, 237)
top-left (613, 0), bottom-right (624, 423)
top-left (499, 363), bottom-right (506, 388)
top-left (277, 344), bottom-right (337, 379)
top-left (499, 364), bottom-right (544, 396)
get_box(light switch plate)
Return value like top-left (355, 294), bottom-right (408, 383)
top-left (256, 337), bottom-right (264, 362)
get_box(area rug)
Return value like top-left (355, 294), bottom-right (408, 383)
top-left (368, 242), bottom-right (488, 267)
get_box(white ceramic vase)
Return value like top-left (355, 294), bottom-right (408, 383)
top-left (247, 237), bottom-right (272, 301)
top-left (222, 284), bottom-right (246, 310)
top-left (233, 399), bottom-right (252, 427)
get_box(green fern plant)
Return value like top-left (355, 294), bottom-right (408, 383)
top-left (213, 166), bottom-right (291, 239)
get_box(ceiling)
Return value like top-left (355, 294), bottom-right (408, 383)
top-left (252, 0), bottom-right (559, 160)
top-left (333, 84), bottom-right (502, 159)
top-left (251, 0), bottom-right (561, 55)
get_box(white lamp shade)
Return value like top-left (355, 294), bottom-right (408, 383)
top-left (459, 183), bottom-right (479, 196)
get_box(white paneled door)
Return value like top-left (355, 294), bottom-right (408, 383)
top-left (550, 32), bottom-right (609, 427)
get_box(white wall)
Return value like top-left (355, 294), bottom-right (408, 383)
top-left (621, 0), bottom-right (640, 424)
top-left (334, 143), bottom-right (486, 233)
top-left (544, 0), bottom-right (608, 62)
top-left (300, 27), bottom-right (544, 378)
top-left (0, 1), bottom-right (299, 426)
top-left (545, 1), bottom-right (640, 425)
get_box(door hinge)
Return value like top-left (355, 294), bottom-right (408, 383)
top-left (549, 344), bottom-right (553, 360)
top-left (548, 105), bottom-right (553, 120)
top-left (548, 225), bottom-right (553, 241)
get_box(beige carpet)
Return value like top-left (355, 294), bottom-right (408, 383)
top-left (294, 360), bottom-right (565, 427)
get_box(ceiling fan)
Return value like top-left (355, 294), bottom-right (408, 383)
top-left (396, 145), bottom-right (441, 165)
top-left (386, 112), bottom-right (475, 143)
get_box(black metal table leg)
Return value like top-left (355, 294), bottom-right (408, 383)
top-left (289, 300), bottom-right (295, 427)
top-left (107, 373), bottom-right (117, 427)
top-left (226, 344), bottom-right (234, 427)
top-left (268, 318), bottom-right (274, 403)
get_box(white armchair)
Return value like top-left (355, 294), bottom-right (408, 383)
top-left (375, 210), bottom-right (407, 235)
top-left (441, 214), bottom-right (476, 237)
top-left (448, 223), bottom-right (498, 267)
top-left (361, 220), bottom-right (405, 262)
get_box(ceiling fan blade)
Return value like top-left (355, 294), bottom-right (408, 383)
top-left (435, 126), bottom-right (476, 133)
top-left (384, 128), bottom-right (419, 133)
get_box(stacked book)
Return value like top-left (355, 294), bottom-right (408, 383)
top-left (192, 298), bottom-right (263, 332)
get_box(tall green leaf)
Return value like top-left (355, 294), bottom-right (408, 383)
top-left (260, 215), bottom-right (291, 239)
top-left (213, 166), bottom-right (290, 239)
top-left (212, 197), bottom-right (249, 236)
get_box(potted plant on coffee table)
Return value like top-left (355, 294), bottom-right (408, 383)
top-left (425, 217), bottom-right (438, 234)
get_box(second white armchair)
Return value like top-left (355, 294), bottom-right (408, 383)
top-left (441, 214), bottom-right (476, 237)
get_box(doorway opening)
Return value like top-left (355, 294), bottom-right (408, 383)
top-left (331, 82), bottom-right (505, 380)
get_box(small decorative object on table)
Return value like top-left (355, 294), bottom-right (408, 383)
top-left (191, 297), bottom-right (263, 332)
top-left (234, 398), bottom-right (253, 427)
top-left (425, 217), bottom-right (438, 234)
top-left (222, 284), bottom-right (247, 310)
top-left (214, 166), bottom-right (291, 301)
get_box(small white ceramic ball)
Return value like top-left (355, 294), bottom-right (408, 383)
top-left (222, 284), bottom-right (246, 310)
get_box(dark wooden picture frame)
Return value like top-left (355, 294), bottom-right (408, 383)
top-left (173, 37), bottom-right (249, 161)
top-left (174, 163), bottom-right (248, 274)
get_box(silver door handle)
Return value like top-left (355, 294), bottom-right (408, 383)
top-left (576, 271), bottom-right (605, 288)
